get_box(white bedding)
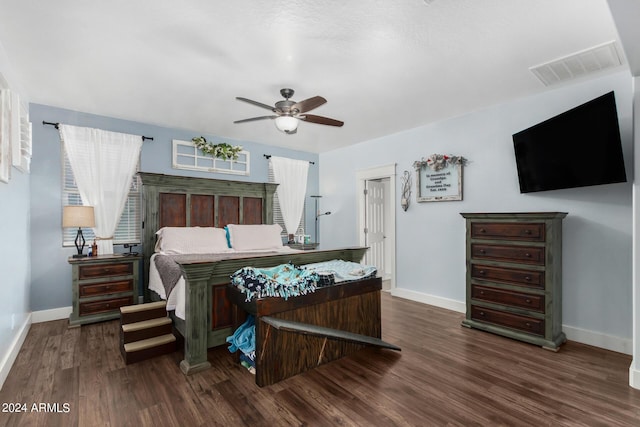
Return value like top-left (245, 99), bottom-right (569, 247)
top-left (149, 247), bottom-right (298, 320)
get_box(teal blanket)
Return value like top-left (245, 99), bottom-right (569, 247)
top-left (230, 262), bottom-right (320, 302)
top-left (226, 315), bottom-right (255, 355)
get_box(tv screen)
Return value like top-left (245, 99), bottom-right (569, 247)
top-left (512, 91), bottom-right (627, 193)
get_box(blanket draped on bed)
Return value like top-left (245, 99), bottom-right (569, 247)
top-left (154, 254), bottom-right (183, 299)
top-left (302, 259), bottom-right (377, 282)
top-left (231, 262), bottom-right (320, 302)
top-left (153, 251), bottom-right (300, 301)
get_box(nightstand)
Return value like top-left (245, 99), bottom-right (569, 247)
top-left (68, 254), bottom-right (141, 327)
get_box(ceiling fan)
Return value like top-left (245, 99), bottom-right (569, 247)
top-left (234, 88), bottom-right (344, 134)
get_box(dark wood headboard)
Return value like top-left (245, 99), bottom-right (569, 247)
top-left (138, 172), bottom-right (278, 296)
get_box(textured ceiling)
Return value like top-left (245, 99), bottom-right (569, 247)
top-left (0, 0), bottom-right (628, 153)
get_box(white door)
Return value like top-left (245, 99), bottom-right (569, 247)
top-left (365, 179), bottom-right (387, 278)
top-left (356, 164), bottom-right (396, 290)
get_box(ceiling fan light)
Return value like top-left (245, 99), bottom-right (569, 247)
top-left (274, 116), bottom-right (299, 133)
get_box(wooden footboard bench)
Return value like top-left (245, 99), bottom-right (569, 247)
top-left (228, 275), bottom-right (400, 386)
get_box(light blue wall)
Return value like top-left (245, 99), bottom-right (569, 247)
top-left (320, 70), bottom-right (634, 340)
top-left (0, 43), bottom-right (31, 387)
top-left (0, 167), bottom-right (31, 373)
top-left (29, 103), bottom-right (319, 311)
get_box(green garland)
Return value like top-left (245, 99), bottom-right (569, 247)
top-left (413, 154), bottom-right (468, 172)
top-left (191, 136), bottom-right (243, 160)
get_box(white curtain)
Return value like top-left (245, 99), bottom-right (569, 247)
top-left (59, 125), bottom-right (142, 255)
top-left (270, 156), bottom-right (309, 236)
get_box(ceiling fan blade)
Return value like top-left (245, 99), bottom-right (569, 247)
top-left (299, 114), bottom-right (344, 127)
top-left (236, 97), bottom-right (276, 111)
top-left (234, 115), bottom-right (277, 124)
top-left (292, 96), bottom-right (326, 114)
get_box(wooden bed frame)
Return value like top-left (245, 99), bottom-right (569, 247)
top-left (139, 173), bottom-right (373, 375)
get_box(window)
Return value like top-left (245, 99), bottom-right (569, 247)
top-left (61, 149), bottom-right (141, 246)
top-left (172, 139), bottom-right (250, 175)
top-left (268, 163), bottom-right (306, 237)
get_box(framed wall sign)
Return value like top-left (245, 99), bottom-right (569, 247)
top-left (413, 154), bottom-right (467, 202)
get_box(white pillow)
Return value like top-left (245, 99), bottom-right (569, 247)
top-left (155, 227), bottom-right (232, 254)
top-left (226, 224), bottom-right (284, 251)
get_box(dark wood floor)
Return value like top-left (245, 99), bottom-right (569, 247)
top-left (2, 294), bottom-right (640, 426)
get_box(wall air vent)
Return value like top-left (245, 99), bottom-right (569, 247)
top-left (530, 41), bottom-right (624, 86)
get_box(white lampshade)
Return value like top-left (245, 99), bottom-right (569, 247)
top-left (63, 206), bottom-right (95, 228)
top-left (274, 116), bottom-right (299, 133)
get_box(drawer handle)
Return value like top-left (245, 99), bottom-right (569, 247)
top-left (525, 253), bottom-right (531, 258)
top-left (479, 311), bottom-right (485, 317)
top-left (525, 298), bottom-right (531, 304)
top-left (479, 249), bottom-right (486, 254)
top-left (525, 322), bottom-right (531, 328)
top-left (104, 268), bottom-right (111, 273)
top-left (478, 270), bottom-right (485, 275)
top-left (479, 228), bottom-right (486, 233)
top-left (524, 229), bottom-right (532, 235)
top-left (105, 303), bottom-right (110, 308)
top-left (524, 276), bottom-right (531, 281)
top-left (479, 290), bottom-right (485, 295)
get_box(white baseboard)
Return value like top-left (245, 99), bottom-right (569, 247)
top-left (31, 306), bottom-right (72, 324)
top-left (562, 324), bottom-right (632, 355)
top-left (390, 287), bottom-right (631, 355)
top-left (630, 362), bottom-right (640, 390)
top-left (0, 313), bottom-right (31, 390)
top-left (390, 288), bottom-right (466, 313)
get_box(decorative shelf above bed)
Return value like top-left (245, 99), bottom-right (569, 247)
top-left (287, 242), bottom-right (319, 250)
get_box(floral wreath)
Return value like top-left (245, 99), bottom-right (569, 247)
top-left (413, 154), bottom-right (468, 172)
top-left (191, 136), bottom-right (243, 160)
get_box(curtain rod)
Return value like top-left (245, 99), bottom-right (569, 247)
top-left (263, 154), bottom-right (315, 165)
top-left (42, 121), bottom-right (154, 141)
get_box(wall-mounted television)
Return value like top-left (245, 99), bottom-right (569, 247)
top-left (512, 91), bottom-right (627, 193)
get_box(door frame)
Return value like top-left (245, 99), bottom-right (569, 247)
top-left (356, 164), bottom-right (396, 290)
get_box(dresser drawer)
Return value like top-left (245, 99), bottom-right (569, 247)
top-left (471, 264), bottom-right (544, 289)
top-left (471, 305), bottom-right (544, 336)
top-left (471, 222), bottom-right (545, 242)
top-left (471, 284), bottom-right (544, 312)
top-left (79, 279), bottom-right (133, 297)
top-left (79, 296), bottom-right (134, 316)
top-left (471, 244), bottom-right (544, 265)
top-left (79, 262), bottom-right (133, 279)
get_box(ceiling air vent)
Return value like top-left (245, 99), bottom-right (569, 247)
top-left (530, 41), bottom-right (623, 86)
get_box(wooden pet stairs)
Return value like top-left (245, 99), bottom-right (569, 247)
top-left (120, 301), bottom-right (176, 364)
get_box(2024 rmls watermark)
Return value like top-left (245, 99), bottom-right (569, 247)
top-left (2, 402), bottom-right (71, 413)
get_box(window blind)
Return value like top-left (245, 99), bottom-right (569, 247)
top-left (61, 149), bottom-right (141, 246)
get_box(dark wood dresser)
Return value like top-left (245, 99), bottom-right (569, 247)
top-left (460, 212), bottom-right (567, 350)
top-left (68, 254), bottom-right (141, 327)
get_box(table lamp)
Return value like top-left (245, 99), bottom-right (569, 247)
top-left (63, 206), bottom-right (95, 258)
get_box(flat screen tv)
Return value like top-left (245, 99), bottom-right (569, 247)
top-left (512, 91), bottom-right (627, 193)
